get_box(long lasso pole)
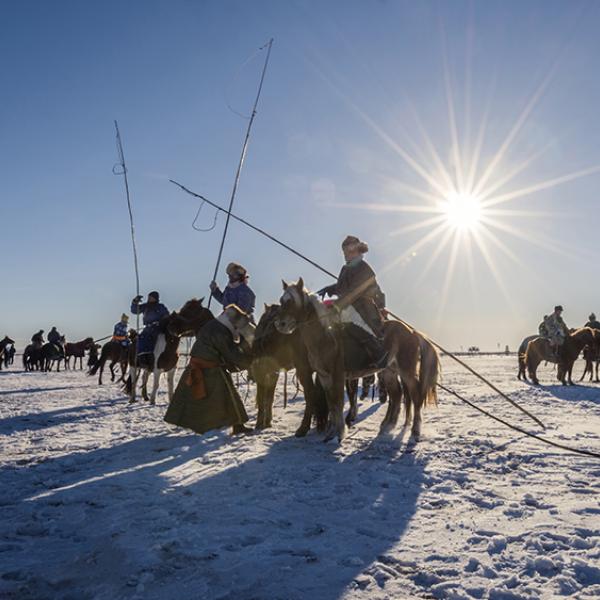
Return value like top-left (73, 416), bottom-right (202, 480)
top-left (114, 120), bottom-right (140, 370)
top-left (171, 180), bottom-right (545, 429)
top-left (208, 38), bottom-right (274, 309)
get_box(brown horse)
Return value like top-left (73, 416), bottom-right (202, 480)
top-left (125, 298), bottom-right (214, 404)
top-left (64, 337), bottom-right (95, 370)
top-left (525, 328), bottom-right (597, 385)
top-left (275, 279), bottom-right (440, 442)
top-left (517, 334), bottom-right (539, 381)
top-left (580, 343), bottom-right (600, 383)
top-left (252, 304), bottom-right (327, 436)
top-left (89, 337), bottom-right (131, 385)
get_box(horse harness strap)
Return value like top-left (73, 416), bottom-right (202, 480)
top-left (186, 357), bottom-right (220, 400)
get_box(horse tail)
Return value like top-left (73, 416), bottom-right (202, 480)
top-left (418, 334), bottom-right (440, 407)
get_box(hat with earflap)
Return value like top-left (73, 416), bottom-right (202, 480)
top-left (590, 313), bottom-right (596, 321)
top-left (226, 262), bottom-right (248, 278)
top-left (342, 235), bottom-right (369, 254)
top-left (554, 305), bottom-right (564, 312)
top-left (148, 291), bottom-right (160, 302)
top-left (121, 313), bottom-right (129, 321)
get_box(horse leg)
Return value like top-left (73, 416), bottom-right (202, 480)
top-left (378, 370), bottom-right (402, 436)
top-left (110, 361), bottom-right (116, 382)
top-left (295, 367), bottom-right (316, 437)
top-left (321, 371), bottom-right (345, 443)
top-left (148, 369), bottom-right (161, 404)
top-left (166, 368), bottom-right (175, 403)
top-left (129, 366), bottom-right (138, 403)
top-left (345, 379), bottom-right (359, 427)
top-left (141, 369), bottom-right (151, 402)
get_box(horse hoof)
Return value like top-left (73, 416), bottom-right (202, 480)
top-left (295, 426), bottom-right (309, 438)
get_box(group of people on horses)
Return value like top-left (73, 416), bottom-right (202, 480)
top-left (537, 305), bottom-right (600, 358)
top-left (30, 326), bottom-right (65, 356)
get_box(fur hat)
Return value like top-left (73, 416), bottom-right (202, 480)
top-left (226, 262), bottom-right (247, 277)
top-left (554, 305), bottom-right (564, 312)
top-left (342, 235), bottom-right (369, 253)
top-left (121, 313), bottom-right (129, 321)
top-left (589, 313), bottom-right (596, 321)
top-left (148, 291), bottom-right (160, 302)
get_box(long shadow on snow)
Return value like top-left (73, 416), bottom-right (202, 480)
top-left (1, 417), bottom-right (426, 600)
top-left (0, 398), bottom-right (127, 434)
top-left (524, 380), bottom-right (600, 405)
top-left (0, 385), bottom-right (93, 396)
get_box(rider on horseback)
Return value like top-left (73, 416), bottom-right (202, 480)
top-left (318, 235), bottom-right (386, 365)
top-left (48, 326), bottom-right (65, 357)
top-left (542, 306), bottom-right (569, 358)
top-left (31, 330), bottom-right (44, 348)
top-left (210, 262), bottom-right (256, 318)
top-left (585, 313), bottom-right (600, 330)
top-left (112, 313), bottom-right (130, 347)
top-left (130, 291), bottom-right (169, 355)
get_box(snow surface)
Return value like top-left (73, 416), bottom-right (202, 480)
top-left (1, 355), bottom-right (599, 600)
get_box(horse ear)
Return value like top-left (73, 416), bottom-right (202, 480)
top-left (199, 297), bottom-right (205, 305)
top-left (282, 279), bottom-right (288, 290)
top-left (297, 277), bottom-right (304, 290)
top-left (264, 302), bottom-right (268, 310)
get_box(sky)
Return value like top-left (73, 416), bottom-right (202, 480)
top-left (2, 0), bottom-right (600, 350)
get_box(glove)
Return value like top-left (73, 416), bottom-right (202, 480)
top-left (133, 295), bottom-right (143, 303)
top-left (209, 281), bottom-right (218, 292)
top-left (317, 286), bottom-right (332, 298)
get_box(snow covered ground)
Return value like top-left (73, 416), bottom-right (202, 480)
top-left (1, 355), bottom-right (599, 600)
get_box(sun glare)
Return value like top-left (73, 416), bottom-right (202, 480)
top-left (443, 193), bottom-right (482, 231)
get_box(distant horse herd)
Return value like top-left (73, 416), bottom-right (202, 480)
top-left (2, 289), bottom-right (599, 442)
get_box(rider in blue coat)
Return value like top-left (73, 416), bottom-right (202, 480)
top-left (210, 262), bottom-right (256, 317)
top-left (112, 314), bottom-right (130, 347)
top-left (130, 291), bottom-right (170, 354)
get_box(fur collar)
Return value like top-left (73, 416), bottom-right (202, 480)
top-left (217, 312), bottom-right (240, 343)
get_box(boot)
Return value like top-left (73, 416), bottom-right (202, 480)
top-left (231, 423), bottom-right (253, 436)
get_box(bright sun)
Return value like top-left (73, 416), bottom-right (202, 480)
top-left (443, 192), bottom-right (482, 231)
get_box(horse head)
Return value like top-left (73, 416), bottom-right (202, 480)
top-left (84, 337), bottom-right (95, 349)
top-left (167, 297), bottom-right (214, 337)
top-left (275, 278), bottom-right (309, 335)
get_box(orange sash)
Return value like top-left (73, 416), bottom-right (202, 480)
top-left (186, 357), bottom-right (219, 400)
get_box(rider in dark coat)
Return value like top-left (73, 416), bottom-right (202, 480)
top-left (47, 327), bottom-right (64, 356)
top-left (31, 330), bottom-right (44, 347)
top-left (165, 305), bottom-right (253, 435)
top-left (210, 262), bottom-right (256, 318)
top-left (318, 236), bottom-right (386, 365)
top-left (585, 313), bottom-right (600, 330)
top-left (130, 291), bottom-right (170, 354)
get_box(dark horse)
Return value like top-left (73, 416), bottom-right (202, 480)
top-left (580, 343), bottom-right (600, 383)
top-left (252, 304), bottom-right (327, 436)
top-left (0, 336), bottom-right (15, 371)
top-left (517, 334), bottom-right (539, 381)
top-left (41, 337), bottom-right (67, 372)
top-left (275, 279), bottom-right (440, 442)
top-left (65, 337), bottom-right (95, 370)
top-left (89, 334), bottom-right (133, 385)
top-left (125, 298), bottom-right (214, 404)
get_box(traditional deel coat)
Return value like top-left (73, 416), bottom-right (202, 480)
top-left (164, 317), bottom-right (252, 434)
top-left (544, 313), bottom-right (569, 346)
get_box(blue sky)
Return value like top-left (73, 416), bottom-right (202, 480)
top-left (2, 0), bottom-right (600, 349)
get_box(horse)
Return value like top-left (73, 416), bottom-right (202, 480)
top-left (89, 336), bottom-right (131, 385)
top-left (23, 344), bottom-right (43, 371)
top-left (41, 337), bottom-right (66, 372)
top-left (517, 334), bottom-right (539, 381)
top-left (125, 298), bottom-right (213, 404)
top-left (275, 279), bottom-right (440, 442)
top-left (252, 304), bottom-right (328, 436)
top-left (0, 336), bottom-right (15, 371)
top-left (580, 343), bottom-right (600, 383)
top-left (64, 337), bottom-right (95, 370)
top-left (525, 327), bottom-right (597, 385)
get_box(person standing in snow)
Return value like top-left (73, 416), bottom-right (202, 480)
top-left (165, 304), bottom-right (255, 436)
top-left (130, 291), bottom-right (169, 355)
top-left (210, 262), bottom-right (256, 318)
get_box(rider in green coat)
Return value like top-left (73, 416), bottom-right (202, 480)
top-left (164, 305), bottom-right (254, 436)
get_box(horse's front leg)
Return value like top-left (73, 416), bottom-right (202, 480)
top-left (148, 369), bottom-right (161, 405)
top-left (345, 379), bottom-right (358, 427)
top-left (321, 371), bottom-right (345, 443)
top-left (129, 366), bottom-right (138, 403)
top-left (166, 368), bottom-right (175, 403)
top-left (141, 369), bottom-right (151, 402)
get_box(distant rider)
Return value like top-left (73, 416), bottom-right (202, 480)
top-left (47, 326), bottom-right (64, 356)
top-left (210, 262), bottom-right (256, 318)
top-left (542, 306), bottom-right (569, 358)
top-left (130, 291), bottom-right (169, 355)
top-left (585, 313), bottom-right (600, 330)
top-left (31, 330), bottom-right (45, 348)
top-left (112, 313), bottom-right (130, 347)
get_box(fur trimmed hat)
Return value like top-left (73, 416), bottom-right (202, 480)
top-left (342, 235), bottom-right (369, 253)
top-left (554, 305), bottom-right (563, 312)
top-left (226, 262), bottom-right (248, 277)
top-left (148, 291), bottom-right (160, 301)
top-left (121, 313), bottom-right (129, 321)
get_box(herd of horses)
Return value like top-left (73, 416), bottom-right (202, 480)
top-left (517, 327), bottom-right (599, 385)
top-left (5, 282), bottom-right (598, 444)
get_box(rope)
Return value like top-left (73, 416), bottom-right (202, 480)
top-left (438, 382), bottom-right (600, 460)
top-left (207, 38), bottom-right (274, 309)
top-left (171, 180), bottom-right (544, 428)
top-left (113, 120), bottom-right (140, 376)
